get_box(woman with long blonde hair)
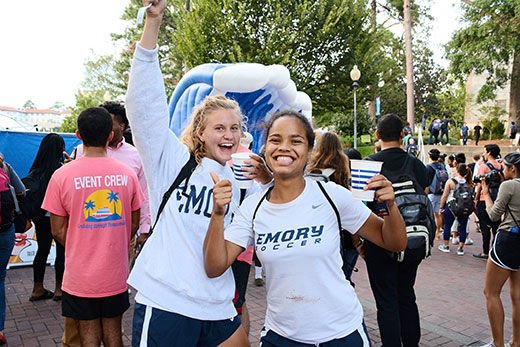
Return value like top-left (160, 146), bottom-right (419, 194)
top-left (126, 1), bottom-right (269, 345)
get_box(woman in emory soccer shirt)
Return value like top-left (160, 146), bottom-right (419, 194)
top-left (204, 110), bottom-right (407, 346)
top-left (125, 1), bottom-right (270, 346)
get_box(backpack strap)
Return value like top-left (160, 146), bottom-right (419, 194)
top-left (316, 181), bottom-right (341, 232)
top-left (150, 154), bottom-right (197, 235)
top-left (239, 189), bottom-right (247, 205)
top-left (251, 186), bottom-right (273, 229)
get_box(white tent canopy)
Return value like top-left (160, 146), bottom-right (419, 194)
top-left (0, 112), bottom-right (37, 132)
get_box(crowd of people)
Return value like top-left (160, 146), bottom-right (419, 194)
top-left (0, 1), bottom-right (518, 347)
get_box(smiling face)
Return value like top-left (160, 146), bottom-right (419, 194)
top-left (265, 116), bottom-right (312, 179)
top-left (198, 108), bottom-right (241, 165)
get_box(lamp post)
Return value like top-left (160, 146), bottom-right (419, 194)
top-left (350, 65), bottom-right (361, 149)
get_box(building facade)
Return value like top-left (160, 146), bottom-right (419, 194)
top-left (0, 106), bottom-right (71, 132)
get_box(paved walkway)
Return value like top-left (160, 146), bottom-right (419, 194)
top-left (3, 216), bottom-right (512, 346)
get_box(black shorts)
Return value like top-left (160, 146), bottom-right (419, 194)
top-left (62, 290), bottom-right (130, 320)
top-left (231, 260), bottom-right (250, 313)
top-left (490, 230), bottom-right (520, 271)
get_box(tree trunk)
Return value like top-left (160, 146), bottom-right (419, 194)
top-left (404, 0), bottom-right (415, 128)
top-left (510, 51), bottom-right (520, 125)
top-left (371, 0), bottom-right (377, 32)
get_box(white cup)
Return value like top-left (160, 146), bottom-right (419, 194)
top-left (350, 159), bottom-right (383, 201)
top-left (231, 153), bottom-right (253, 188)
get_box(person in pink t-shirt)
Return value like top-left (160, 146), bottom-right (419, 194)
top-left (42, 107), bottom-right (144, 347)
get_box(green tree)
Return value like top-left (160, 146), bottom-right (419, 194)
top-left (446, 0), bottom-right (520, 123)
top-left (23, 100), bottom-right (36, 109)
top-left (49, 101), bottom-right (66, 111)
top-left (80, 52), bottom-right (124, 100)
top-left (60, 114), bottom-right (78, 133)
top-left (479, 105), bottom-right (507, 140)
top-left (330, 109), bottom-right (374, 137)
top-left (113, 0), bottom-right (391, 125)
top-left (173, 0), bottom-right (389, 124)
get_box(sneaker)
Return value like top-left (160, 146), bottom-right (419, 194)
top-left (0, 332), bottom-right (6, 345)
top-left (457, 248), bottom-right (464, 256)
top-left (465, 237), bottom-right (474, 245)
top-left (451, 237), bottom-right (459, 244)
top-left (254, 278), bottom-right (264, 286)
top-left (438, 245), bottom-right (450, 253)
top-left (473, 253), bottom-right (489, 259)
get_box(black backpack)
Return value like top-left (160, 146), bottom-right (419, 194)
top-left (407, 144), bottom-right (418, 157)
top-left (484, 162), bottom-right (505, 201)
top-left (374, 155), bottom-right (435, 262)
top-left (447, 178), bottom-right (475, 218)
top-left (21, 169), bottom-right (48, 221)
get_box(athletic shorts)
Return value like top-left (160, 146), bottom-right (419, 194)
top-left (260, 322), bottom-right (371, 346)
top-left (62, 290), bottom-right (129, 320)
top-left (428, 194), bottom-right (442, 213)
top-left (132, 303), bottom-right (241, 347)
top-left (490, 229), bottom-right (520, 271)
top-left (231, 259), bottom-right (251, 313)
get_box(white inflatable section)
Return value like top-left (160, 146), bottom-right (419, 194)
top-left (209, 64), bottom-right (312, 122)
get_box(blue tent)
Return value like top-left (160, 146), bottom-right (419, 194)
top-left (0, 131), bottom-right (81, 178)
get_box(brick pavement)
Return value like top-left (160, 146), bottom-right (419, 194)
top-left (3, 216), bottom-right (512, 346)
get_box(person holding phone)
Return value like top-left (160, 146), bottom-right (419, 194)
top-left (27, 133), bottom-right (66, 302)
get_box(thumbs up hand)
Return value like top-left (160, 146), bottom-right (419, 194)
top-left (210, 172), bottom-right (232, 216)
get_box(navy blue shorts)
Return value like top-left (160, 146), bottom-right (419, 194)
top-left (490, 229), bottom-right (520, 271)
top-left (132, 303), bottom-right (241, 347)
top-left (260, 322), bottom-right (371, 346)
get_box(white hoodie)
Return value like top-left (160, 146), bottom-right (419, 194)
top-left (126, 44), bottom-right (256, 320)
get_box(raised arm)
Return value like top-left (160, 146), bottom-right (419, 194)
top-left (126, 0), bottom-right (190, 193)
top-left (357, 174), bottom-right (407, 252)
top-left (140, 0), bottom-right (165, 50)
top-left (203, 172), bottom-right (245, 278)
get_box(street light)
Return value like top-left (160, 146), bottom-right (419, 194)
top-left (350, 65), bottom-right (361, 149)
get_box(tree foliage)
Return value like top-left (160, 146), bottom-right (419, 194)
top-left (479, 105), bottom-right (507, 140)
top-left (446, 0), bottom-right (520, 103)
top-left (168, 0), bottom-right (387, 124)
top-left (60, 114), bottom-right (78, 133)
top-left (81, 52), bottom-right (124, 101)
top-left (23, 100), bottom-right (36, 109)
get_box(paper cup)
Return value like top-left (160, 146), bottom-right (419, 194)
top-left (350, 159), bottom-right (383, 201)
top-left (231, 153), bottom-right (253, 188)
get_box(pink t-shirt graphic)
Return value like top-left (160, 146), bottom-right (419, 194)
top-left (42, 156), bottom-right (144, 298)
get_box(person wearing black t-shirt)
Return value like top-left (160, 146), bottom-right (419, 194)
top-left (363, 114), bottom-right (430, 347)
top-left (474, 121), bottom-right (482, 145)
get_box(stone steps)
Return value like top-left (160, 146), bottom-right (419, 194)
top-left (422, 144), bottom-right (519, 160)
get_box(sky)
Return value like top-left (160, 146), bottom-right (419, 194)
top-left (0, 0), bottom-right (463, 110)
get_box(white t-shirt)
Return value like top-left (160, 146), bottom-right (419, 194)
top-left (225, 178), bottom-right (372, 344)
